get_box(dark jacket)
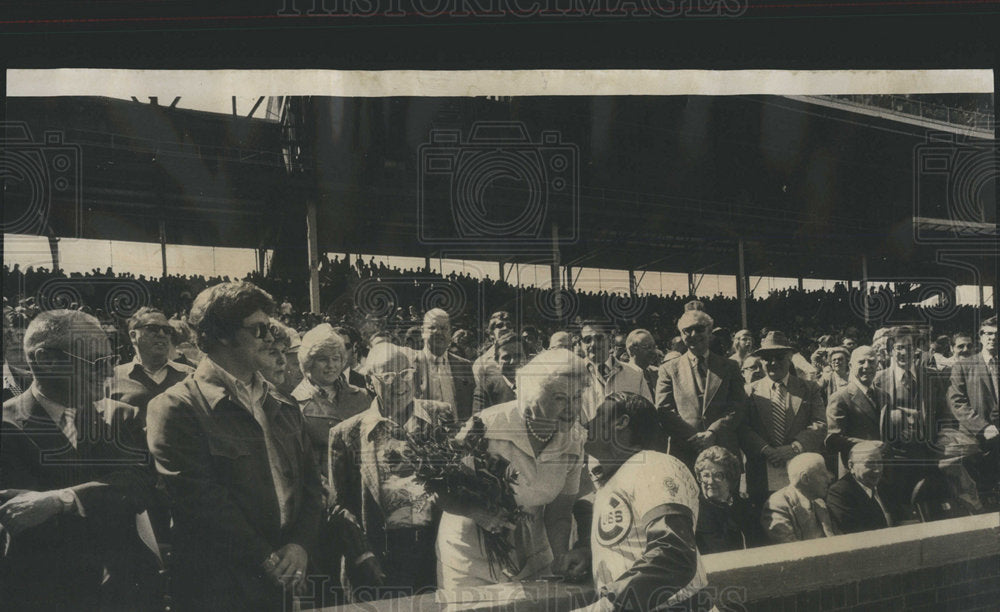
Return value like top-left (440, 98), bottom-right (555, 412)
top-left (472, 372), bottom-right (517, 413)
top-left (415, 351), bottom-right (476, 420)
top-left (146, 360), bottom-right (324, 612)
top-left (947, 354), bottom-right (999, 438)
top-left (106, 359), bottom-right (193, 417)
top-left (2, 386), bottom-right (158, 611)
top-left (695, 494), bottom-right (764, 555)
top-left (825, 381), bottom-right (891, 465)
top-left (826, 474), bottom-right (892, 534)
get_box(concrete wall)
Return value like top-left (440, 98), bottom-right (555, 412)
top-left (321, 513), bottom-right (1000, 611)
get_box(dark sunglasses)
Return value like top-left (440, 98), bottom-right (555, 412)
top-left (136, 324), bottom-right (173, 336)
top-left (242, 322), bottom-right (277, 340)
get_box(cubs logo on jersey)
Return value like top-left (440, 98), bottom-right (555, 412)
top-left (596, 492), bottom-right (633, 547)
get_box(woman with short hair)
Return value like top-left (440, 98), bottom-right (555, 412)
top-left (436, 348), bottom-right (590, 589)
top-left (694, 446), bottom-right (764, 554)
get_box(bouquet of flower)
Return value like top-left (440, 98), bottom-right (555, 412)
top-left (386, 416), bottom-right (528, 579)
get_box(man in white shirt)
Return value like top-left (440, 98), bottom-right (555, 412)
top-left (415, 308), bottom-right (475, 419)
top-left (107, 307), bottom-right (193, 417)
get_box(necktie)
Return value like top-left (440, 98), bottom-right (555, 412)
top-left (771, 382), bottom-right (788, 445)
top-left (60, 407), bottom-right (78, 448)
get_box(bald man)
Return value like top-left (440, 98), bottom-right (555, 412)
top-left (605, 329), bottom-right (658, 401)
top-left (825, 346), bottom-right (891, 468)
top-left (549, 330), bottom-right (573, 350)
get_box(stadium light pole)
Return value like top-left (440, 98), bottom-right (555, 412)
top-left (306, 197), bottom-right (321, 314)
top-left (737, 239), bottom-right (748, 330)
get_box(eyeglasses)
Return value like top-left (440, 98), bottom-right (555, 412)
top-left (135, 324), bottom-right (173, 336)
top-left (61, 349), bottom-right (120, 369)
top-left (241, 322), bottom-right (277, 340)
top-left (698, 470), bottom-right (728, 482)
top-left (370, 367), bottom-right (416, 387)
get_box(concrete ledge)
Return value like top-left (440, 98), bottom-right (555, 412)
top-left (703, 513), bottom-right (1000, 602)
top-left (322, 513), bottom-right (1000, 610)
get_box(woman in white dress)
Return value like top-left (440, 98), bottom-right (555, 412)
top-left (436, 348), bottom-right (591, 589)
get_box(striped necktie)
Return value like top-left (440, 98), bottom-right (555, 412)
top-left (771, 381), bottom-right (788, 445)
top-left (60, 407), bottom-right (78, 449)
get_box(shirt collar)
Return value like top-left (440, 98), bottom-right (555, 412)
top-left (480, 401), bottom-right (583, 460)
top-left (770, 373), bottom-right (790, 387)
top-left (623, 359), bottom-right (644, 373)
top-left (31, 382), bottom-right (69, 425)
top-left (892, 363), bottom-right (915, 383)
top-left (982, 350), bottom-right (997, 365)
top-left (195, 356), bottom-right (269, 410)
top-left (129, 355), bottom-right (182, 377)
top-left (360, 398), bottom-right (435, 441)
top-left (854, 476), bottom-right (876, 499)
top-left (423, 347), bottom-right (447, 365)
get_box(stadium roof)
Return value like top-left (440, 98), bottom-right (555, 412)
top-left (4, 95), bottom-right (996, 286)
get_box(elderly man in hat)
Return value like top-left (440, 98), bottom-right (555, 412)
top-left (740, 331), bottom-right (827, 505)
top-left (655, 309), bottom-right (746, 468)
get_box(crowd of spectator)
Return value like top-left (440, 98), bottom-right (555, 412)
top-left (2, 266), bottom-right (997, 611)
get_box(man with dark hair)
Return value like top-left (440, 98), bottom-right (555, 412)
top-left (472, 310), bottom-right (512, 388)
top-left (946, 316), bottom-right (999, 495)
top-left (2, 309), bottom-right (158, 610)
top-left (107, 307), bottom-right (193, 418)
top-left (147, 282), bottom-right (323, 611)
top-left (568, 392), bottom-right (708, 611)
top-left (332, 324), bottom-right (368, 390)
top-left (874, 325), bottom-right (947, 517)
top-left (471, 331), bottom-right (523, 412)
top-left (951, 332), bottom-right (975, 362)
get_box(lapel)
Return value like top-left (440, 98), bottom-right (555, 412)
top-left (13, 388), bottom-right (81, 463)
top-left (357, 406), bottom-right (384, 504)
top-left (814, 499), bottom-right (837, 537)
top-left (849, 384), bottom-right (880, 428)
top-left (704, 354), bottom-right (722, 408)
top-left (677, 357), bottom-right (699, 411)
top-left (787, 376), bottom-right (803, 416)
top-left (978, 355), bottom-right (997, 399)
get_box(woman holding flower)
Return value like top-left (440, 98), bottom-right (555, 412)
top-left (436, 348), bottom-right (591, 589)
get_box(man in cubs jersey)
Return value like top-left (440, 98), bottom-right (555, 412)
top-left (578, 392), bottom-right (709, 612)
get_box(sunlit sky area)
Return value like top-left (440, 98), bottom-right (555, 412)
top-left (4, 234), bottom-right (992, 306)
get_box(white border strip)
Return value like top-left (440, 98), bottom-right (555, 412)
top-left (7, 69), bottom-right (994, 98)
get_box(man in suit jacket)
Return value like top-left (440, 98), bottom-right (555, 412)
top-left (2, 309), bottom-right (158, 611)
top-left (606, 328), bottom-right (659, 402)
top-left (826, 346), bottom-right (891, 468)
top-left (761, 453), bottom-right (837, 544)
top-left (656, 310), bottom-right (746, 467)
top-left (106, 307), bottom-right (193, 418)
top-left (472, 331), bottom-right (523, 412)
top-left (945, 316), bottom-right (999, 492)
top-left (146, 282), bottom-right (324, 612)
top-left (328, 342), bottom-right (455, 600)
top-left (827, 441), bottom-right (894, 534)
top-left (332, 325), bottom-right (370, 391)
top-left (873, 326), bottom-right (948, 515)
top-left (415, 308), bottom-right (475, 420)
top-left (741, 332), bottom-right (827, 503)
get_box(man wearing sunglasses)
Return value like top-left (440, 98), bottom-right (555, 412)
top-left (328, 342), bottom-right (455, 600)
top-left (2, 309), bottom-right (158, 610)
top-left (146, 282), bottom-right (323, 611)
top-left (107, 307), bottom-right (193, 419)
top-left (655, 309), bottom-right (747, 469)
